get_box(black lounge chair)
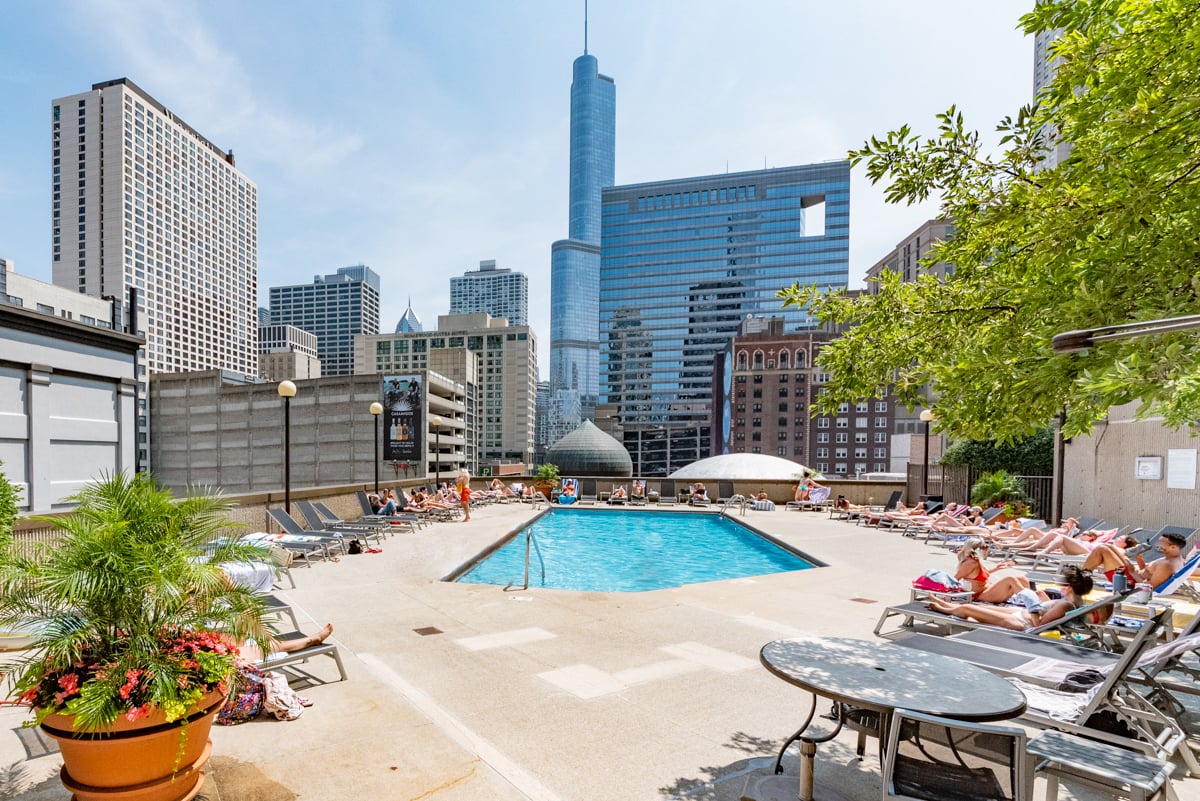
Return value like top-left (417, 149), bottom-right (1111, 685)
top-left (296, 500), bottom-right (390, 542)
top-left (716, 481), bottom-right (737, 504)
top-left (658, 480), bottom-right (677, 506)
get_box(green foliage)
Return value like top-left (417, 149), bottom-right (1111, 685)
top-left (780, 0), bottom-right (1200, 440)
top-left (0, 461), bottom-right (20, 549)
top-left (969, 470), bottom-right (1030, 508)
top-left (940, 429), bottom-right (1054, 475)
top-left (535, 463), bottom-right (560, 482)
top-left (0, 472), bottom-right (273, 731)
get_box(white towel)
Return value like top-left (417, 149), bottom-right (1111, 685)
top-left (1007, 677), bottom-right (1098, 722)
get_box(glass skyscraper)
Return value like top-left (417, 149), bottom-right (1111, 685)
top-left (599, 162), bottom-right (851, 475)
top-left (548, 50), bottom-right (615, 428)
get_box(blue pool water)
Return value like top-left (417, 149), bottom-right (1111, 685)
top-left (455, 508), bottom-right (816, 592)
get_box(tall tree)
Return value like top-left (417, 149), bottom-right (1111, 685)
top-left (782, 0), bottom-right (1200, 440)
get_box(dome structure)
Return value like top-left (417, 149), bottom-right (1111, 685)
top-left (545, 420), bottom-right (632, 477)
top-left (669, 453), bottom-right (810, 482)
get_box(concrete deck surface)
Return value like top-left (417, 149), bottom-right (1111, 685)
top-left (1, 501), bottom-right (1197, 801)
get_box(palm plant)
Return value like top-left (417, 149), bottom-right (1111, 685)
top-left (969, 470), bottom-right (1030, 508)
top-left (0, 472), bottom-right (274, 731)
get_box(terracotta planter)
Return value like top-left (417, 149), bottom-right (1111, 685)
top-left (533, 481), bottom-right (557, 499)
top-left (40, 689), bottom-right (225, 801)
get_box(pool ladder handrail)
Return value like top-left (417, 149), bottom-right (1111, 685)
top-left (720, 495), bottom-right (750, 517)
top-left (504, 528), bottom-right (546, 592)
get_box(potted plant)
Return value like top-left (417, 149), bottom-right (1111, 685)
top-left (0, 472), bottom-right (274, 801)
top-left (533, 463), bottom-right (560, 500)
top-left (969, 470), bottom-right (1032, 522)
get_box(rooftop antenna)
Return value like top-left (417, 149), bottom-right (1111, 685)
top-left (584, 0), bottom-right (588, 54)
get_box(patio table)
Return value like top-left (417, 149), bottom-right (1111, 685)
top-left (746, 635), bottom-right (1028, 801)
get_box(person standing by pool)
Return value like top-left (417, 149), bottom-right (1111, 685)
top-left (456, 469), bottom-right (472, 522)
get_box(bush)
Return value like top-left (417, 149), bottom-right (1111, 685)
top-left (969, 470), bottom-right (1031, 508)
top-left (0, 461), bottom-right (21, 550)
top-left (940, 429), bottom-right (1054, 475)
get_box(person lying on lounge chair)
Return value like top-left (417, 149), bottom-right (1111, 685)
top-left (992, 518), bottom-right (1078, 549)
top-left (1083, 531), bottom-right (1189, 589)
top-left (368, 492), bottom-right (398, 516)
top-left (608, 485), bottom-right (628, 503)
top-left (690, 483), bottom-right (709, 503)
top-left (630, 480), bottom-right (646, 501)
top-left (953, 537), bottom-right (1035, 603)
top-left (239, 624), bottom-right (335, 662)
top-left (1026, 529), bottom-right (1136, 557)
top-left (927, 567), bottom-right (1093, 631)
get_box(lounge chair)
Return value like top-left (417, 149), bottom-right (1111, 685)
top-left (607, 484), bottom-right (628, 505)
top-left (857, 490), bottom-right (904, 526)
top-left (557, 478), bottom-right (580, 505)
top-left (873, 589), bottom-right (1127, 640)
top-left (716, 481), bottom-right (737, 504)
top-left (658, 480), bottom-right (677, 506)
top-left (313, 500), bottom-right (420, 533)
top-left (688, 485), bottom-right (711, 506)
top-left (891, 609), bottom-right (1197, 777)
top-left (296, 500), bottom-right (390, 542)
top-left (265, 508), bottom-right (355, 554)
top-left (578, 478), bottom-right (598, 505)
top-left (258, 629), bottom-right (347, 682)
top-left (629, 481), bottom-right (647, 505)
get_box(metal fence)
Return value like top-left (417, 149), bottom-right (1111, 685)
top-left (907, 464), bottom-right (1053, 518)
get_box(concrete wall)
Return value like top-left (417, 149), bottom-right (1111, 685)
top-left (1063, 403), bottom-right (1200, 529)
top-left (151, 372), bottom-right (387, 494)
top-left (0, 304), bottom-right (139, 511)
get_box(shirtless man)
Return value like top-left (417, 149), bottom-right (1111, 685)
top-left (1083, 531), bottom-right (1189, 589)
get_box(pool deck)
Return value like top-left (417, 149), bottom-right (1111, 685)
top-left (2, 501), bottom-right (1197, 800)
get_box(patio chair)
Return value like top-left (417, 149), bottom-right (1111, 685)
top-left (716, 481), bottom-right (737, 504)
top-left (1024, 524), bottom-right (1142, 571)
top-left (265, 508), bottom-right (354, 554)
top-left (607, 484), bottom-right (628, 505)
top-left (883, 708), bottom-right (1029, 801)
top-left (296, 500), bottom-right (390, 542)
top-left (688, 484), bottom-right (711, 506)
top-left (629, 480), bottom-right (647, 505)
top-left (658, 480), bottom-right (677, 506)
top-left (578, 478), bottom-right (598, 505)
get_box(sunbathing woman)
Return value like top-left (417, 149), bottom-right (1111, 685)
top-left (997, 518), bottom-right (1080, 551)
top-left (953, 537), bottom-right (1033, 603)
top-left (927, 567), bottom-right (1094, 632)
top-left (1028, 530), bottom-right (1135, 557)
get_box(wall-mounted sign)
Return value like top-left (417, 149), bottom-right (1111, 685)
top-left (1135, 456), bottom-right (1162, 480)
top-left (382, 375), bottom-right (422, 463)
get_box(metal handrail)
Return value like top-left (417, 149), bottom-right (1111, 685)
top-left (720, 495), bottom-right (750, 517)
top-left (504, 528), bottom-right (546, 591)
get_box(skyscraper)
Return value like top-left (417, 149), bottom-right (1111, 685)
top-left (547, 30), bottom-right (615, 432)
top-left (599, 162), bottom-right (851, 474)
top-left (269, 265), bottom-right (380, 376)
top-left (50, 79), bottom-right (259, 377)
top-left (449, 260), bottom-right (528, 326)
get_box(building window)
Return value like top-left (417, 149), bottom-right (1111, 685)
top-left (835, 433), bottom-right (848, 443)
top-left (835, 418), bottom-right (848, 428)
top-left (817, 418), bottom-right (829, 429)
top-left (752, 418), bottom-right (762, 428)
top-left (856, 402), bottom-right (869, 413)
top-left (855, 418), bottom-right (867, 428)
top-left (835, 448), bottom-right (848, 459)
top-left (817, 448), bottom-right (829, 458)
top-left (753, 375), bottom-right (763, 384)
top-left (875, 432), bottom-right (887, 443)
top-left (817, 433), bottom-right (829, 443)
top-left (855, 432), bottom-right (867, 443)
top-left (875, 401), bottom-right (888, 412)
top-left (778, 402), bottom-right (788, 412)
top-left (875, 417), bottom-right (888, 428)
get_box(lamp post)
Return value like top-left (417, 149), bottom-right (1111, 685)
top-left (430, 415), bottom-right (443, 490)
top-left (278, 380), bottom-right (297, 513)
top-left (919, 408), bottom-right (935, 498)
top-left (369, 401), bottom-right (383, 495)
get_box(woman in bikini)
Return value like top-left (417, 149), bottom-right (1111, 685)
top-left (928, 568), bottom-right (1094, 631)
top-left (953, 537), bottom-right (1032, 603)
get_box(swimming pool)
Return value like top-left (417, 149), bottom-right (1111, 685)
top-left (452, 508), bottom-right (818, 592)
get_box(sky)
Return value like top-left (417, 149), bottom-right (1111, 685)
top-left (0, 1), bottom-right (1034, 377)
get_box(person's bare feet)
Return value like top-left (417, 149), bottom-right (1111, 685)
top-left (308, 623), bottom-right (333, 647)
top-left (927, 598), bottom-right (954, 614)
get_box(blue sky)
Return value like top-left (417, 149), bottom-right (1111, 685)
top-left (0, 1), bottom-right (1032, 375)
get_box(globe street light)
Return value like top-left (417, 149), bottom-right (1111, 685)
top-left (430, 415), bottom-right (445, 488)
top-left (277, 380), bottom-right (297, 513)
top-left (369, 401), bottom-right (383, 495)
top-left (919, 408), bottom-right (936, 498)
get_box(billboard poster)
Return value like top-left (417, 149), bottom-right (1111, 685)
top-left (382, 375), bottom-right (422, 463)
